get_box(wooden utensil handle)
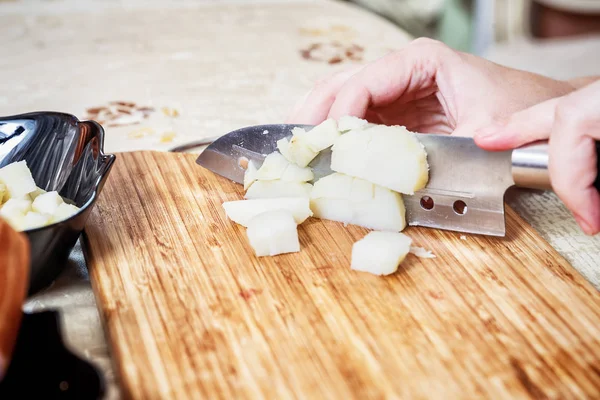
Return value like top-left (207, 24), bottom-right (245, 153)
top-left (0, 219), bottom-right (30, 381)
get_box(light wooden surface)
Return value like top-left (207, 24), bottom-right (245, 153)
top-left (4, 2), bottom-right (415, 398)
top-left (85, 151), bottom-right (600, 399)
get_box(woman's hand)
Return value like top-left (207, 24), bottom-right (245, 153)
top-left (475, 80), bottom-right (600, 236)
top-left (287, 38), bottom-right (576, 137)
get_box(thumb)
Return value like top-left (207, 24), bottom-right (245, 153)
top-left (473, 97), bottom-right (561, 151)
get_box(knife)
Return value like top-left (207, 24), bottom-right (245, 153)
top-left (193, 124), bottom-right (554, 237)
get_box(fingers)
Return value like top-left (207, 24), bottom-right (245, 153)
top-left (548, 81), bottom-right (600, 235)
top-left (287, 38), bottom-right (455, 125)
top-left (473, 97), bottom-right (560, 151)
top-left (328, 38), bottom-right (451, 121)
top-left (285, 65), bottom-right (364, 125)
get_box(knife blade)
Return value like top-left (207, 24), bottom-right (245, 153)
top-left (195, 124), bottom-right (552, 236)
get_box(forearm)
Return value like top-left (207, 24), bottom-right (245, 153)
top-left (568, 76), bottom-right (600, 89)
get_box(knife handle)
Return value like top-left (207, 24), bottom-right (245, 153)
top-left (511, 142), bottom-right (551, 190)
top-left (512, 141), bottom-right (600, 192)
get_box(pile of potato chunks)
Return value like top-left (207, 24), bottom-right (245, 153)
top-left (223, 116), bottom-right (434, 276)
top-left (0, 160), bottom-right (80, 231)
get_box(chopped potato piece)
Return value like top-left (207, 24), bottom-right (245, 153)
top-left (310, 173), bottom-right (406, 232)
top-left (246, 210), bottom-right (300, 256)
top-left (245, 181), bottom-right (312, 199)
top-left (32, 191), bottom-right (64, 215)
top-left (29, 187), bottom-right (47, 201)
top-left (410, 246), bottom-right (436, 258)
top-left (255, 152), bottom-right (313, 182)
top-left (338, 115), bottom-right (369, 132)
top-left (243, 160), bottom-right (258, 190)
top-left (287, 132), bottom-right (319, 167)
top-left (0, 183), bottom-right (7, 204)
top-left (310, 172), bottom-right (354, 199)
top-left (1, 198), bottom-right (32, 217)
top-left (222, 197), bottom-right (313, 227)
top-left (277, 137), bottom-right (292, 161)
top-left (281, 163), bottom-right (313, 182)
top-left (0, 161), bottom-right (80, 231)
top-left (50, 202), bottom-right (81, 223)
top-left (255, 152), bottom-right (290, 181)
top-left (351, 231), bottom-right (412, 275)
top-left (299, 118), bottom-right (340, 152)
top-left (281, 119), bottom-right (341, 167)
top-left (331, 124), bottom-right (429, 195)
top-left (310, 198), bottom-right (354, 224)
top-left (0, 160), bottom-right (37, 198)
top-left (22, 212), bottom-right (52, 230)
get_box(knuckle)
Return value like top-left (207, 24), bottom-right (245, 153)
top-left (555, 97), bottom-right (581, 126)
top-left (407, 37), bottom-right (454, 56)
top-left (312, 76), bottom-right (336, 94)
top-left (409, 37), bottom-right (444, 48)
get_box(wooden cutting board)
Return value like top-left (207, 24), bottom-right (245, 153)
top-left (84, 151), bottom-right (600, 399)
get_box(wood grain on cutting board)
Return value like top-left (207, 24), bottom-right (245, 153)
top-left (84, 151), bottom-right (600, 399)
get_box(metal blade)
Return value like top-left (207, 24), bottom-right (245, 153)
top-left (406, 134), bottom-right (514, 237)
top-left (196, 124), bottom-right (313, 184)
top-left (196, 124), bottom-right (515, 236)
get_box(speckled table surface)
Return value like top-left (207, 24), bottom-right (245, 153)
top-left (2, 0), bottom-right (599, 398)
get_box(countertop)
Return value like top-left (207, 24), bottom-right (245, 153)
top-left (2, 0), bottom-right (599, 398)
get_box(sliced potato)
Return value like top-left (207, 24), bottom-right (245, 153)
top-left (255, 152), bottom-right (290, 181)
top-left (331, 124), bottom-right (429, 195)
top-left (351, 231), bottom-right (412, 275)
top-left (277, 137), bottom-right (292, 162)
top-left (0, 183), bottom-right (7, 205)
top-left (338, 115), bottom-right (369, 132)
top-left (32, 191), bottom-right (64, 215)
top-left (299, 118), bottom-right (340, 152)
top-left (0, 198), bottom-right (32, 231)
top-left (1, 198), bottom-right (32, 217)
top-left (352, 185), bottom-right (406, 232)
top-left (0, 160), bottom-right (37, 198)
top-left (309, 198), bottom-right (354, 225)
top-left (310, 172), bottom-right (353, 200)
top-left (50, 202), bottom-right (80, 223)
top-left (281, 162), bottom-right (313, 182)
top-left (255, 152), bottom-right (313, 182)
top-left (29, 187), bottom-right (47, 201)
top-left (0, 161), bottom-right (80, 231)
top-left (246, 210), bottom-right (300, 256)
top-left (222, 197), bottom-right (313, 227)
top-left (310, 172), bottom-right (406, 232)
top-left (287, 131), bottom-right (319, 167)
top-left (22, 211), bottom-right (52, 230)
top-left (245, 180), bottom-right (312, 199)
top-left (243, 160), bottom-right (258, 191)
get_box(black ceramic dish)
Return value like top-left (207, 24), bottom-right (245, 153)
top-left (0, 112), bottom-right (115, 295)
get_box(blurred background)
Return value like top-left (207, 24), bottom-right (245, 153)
top-left (348, 0), bottom-right (600, 79)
